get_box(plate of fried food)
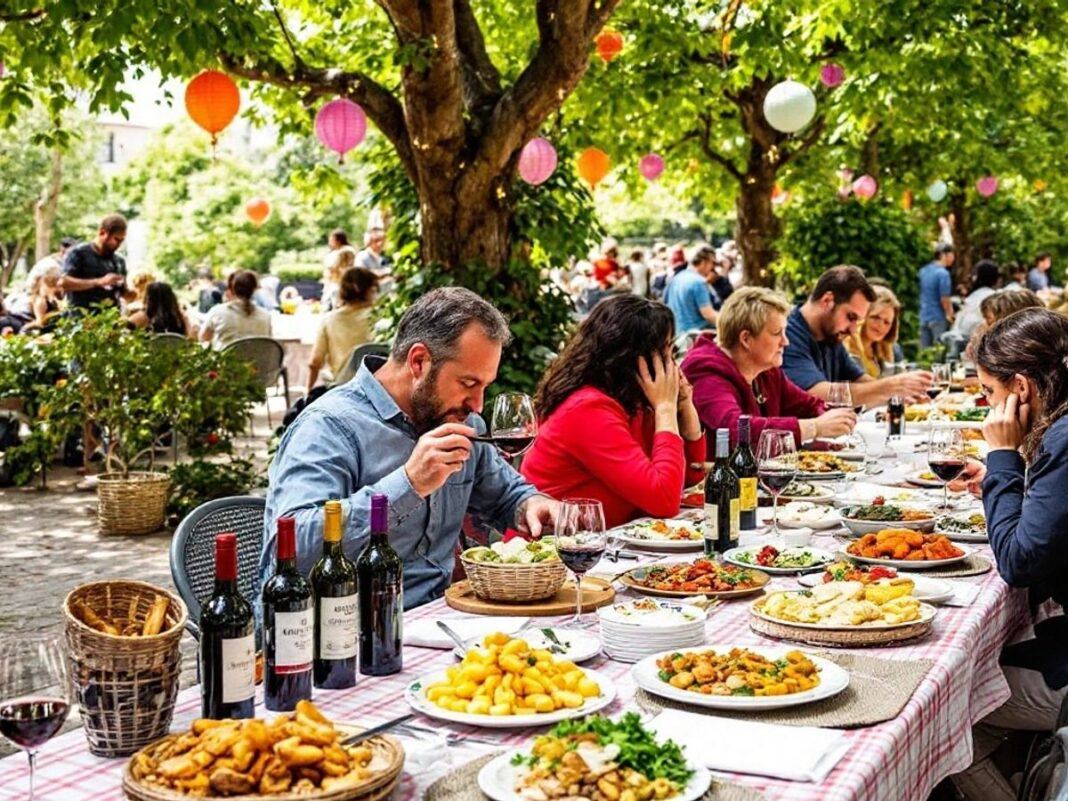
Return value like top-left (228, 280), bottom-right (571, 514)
top-left (752, 581), bottom-right (935, 629)
top-left (844, 530), bottom-right (971, 569)
top-left (616, 518), bottom-right (704, 551)
top-left (618, 558), bottom-right (771, 599)
top-left (839, 502), bottom-right (936, 535)
top-left (632, 646), bottom-right (850, 710)
top-left (796, 452), bottom-right (857, 480)
top-left (797, 561), bottom-right (955, 605)
top-left (934, 510), bottom-right (988, 543)
top-left (124, 700), bottom-right (403, 800)
top-left (407, 633), bottom-right (614, 728)
top-left (479, 713), bottom-right (710, 801)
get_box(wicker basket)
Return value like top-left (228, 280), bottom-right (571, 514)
top-left (63, 580), bottom-right (188, 757)
top-left (459, 556), bottom-right (567, 602)
top-left (97, 472), bottom-right (171, 535)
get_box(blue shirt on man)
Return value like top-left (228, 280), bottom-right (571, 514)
top-left (1028, 267), bottom-right (1051, 293)
top-left (664, 268), bottom-right (714, 333)
top-left (918, 261), bottom-right (951, 324)
top-left (260, 356), bottom-right (538, 609)
top-left (782, 305), bottom-right (864, 391)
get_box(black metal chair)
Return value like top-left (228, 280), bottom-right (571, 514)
top-left (169, 496), bottom-right (265, 642)
top-left (332, 342), bottom-right (390, 387)
top-left (223, 336), bottom-right (290, 430)
top-left (1020, 727), bottom-right (1068, 801)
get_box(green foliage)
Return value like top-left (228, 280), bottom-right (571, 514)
top-left (166, 457), bottom-right (264, 522)
top-left (778, 197), bottom-right (928, 339)
top-left (272, 264), bottom-right (324, 284)
top-left (968, 190), bottom-right (1068, 275)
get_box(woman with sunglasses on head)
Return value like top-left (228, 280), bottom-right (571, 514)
top-left (520, 294), bottom-right (705, 529)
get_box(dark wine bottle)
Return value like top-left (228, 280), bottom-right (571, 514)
top-left (357, 494), bottom-right (404, 676)
top-left (263, 517), bottom-right (313, 711)
top-left (704, 428), bottom-right (740, 555)
top-left (730, 415), bottom-right (758, 531)
top-left (199, 532), bottom-right (256, 720)
top-left (888, 395), bottom-right (904, 437)
top-left (310, 500), bottom-right (358, 689)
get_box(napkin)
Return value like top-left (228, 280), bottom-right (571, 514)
top-left (944, 583), bottom-right (981, 607)
top-left (404, 616), bottom-right (529, 649)
top-left (647, 709), bottom-right (850, 783)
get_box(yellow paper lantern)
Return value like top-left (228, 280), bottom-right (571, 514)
top-left (577, 147), bottom-right (611, 189)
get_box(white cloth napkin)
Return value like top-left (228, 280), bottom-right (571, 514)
top-left (944, 583), bottom-right (981, 607)
top-left (647, 709), bottom-right (850, 782)
top-left (404, 616), bottom-right (529, 649)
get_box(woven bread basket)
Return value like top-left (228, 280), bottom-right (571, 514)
top-left (64, 580), bottom-right (187, 757)
top-left (459, 556), bottom-right (567, 602)
top-left (97, 471), bottom-right (171, 535)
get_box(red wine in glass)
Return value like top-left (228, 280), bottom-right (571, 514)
top-left (926, 387), bottom-right (944, 401)
top-left (470, 432), bottom-right (535, 457)
top-left (758, 469), bottom-right (795, 495)
top-left (0, 698), bottom-right (69, 750)
top-left (928, 458), bottom-right (966, 483)
top-left (557, 543), bottom-right (606, 574)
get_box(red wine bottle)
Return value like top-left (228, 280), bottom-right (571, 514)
top-left (357, 494), bottom-right (403, 676)
top-left (705, 428), bottom-right (740, 555)
top-left (263, 517), bottom-right (313, 711)
top-left (730, 415), bottom-right (758, 531)
top-left (199, 532), bottom-right (256, 720)
top-left (311, 500), bottom-right (358, 689)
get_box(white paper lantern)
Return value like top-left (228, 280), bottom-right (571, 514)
top-left (927, 180), bottom-right (948, 202)
top-left (763, 80), bottom-right (817, 133)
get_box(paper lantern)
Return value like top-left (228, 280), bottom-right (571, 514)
top-left (820, 63), bottom-right (845, 88)
top-left (763, 80), bottom-right (817, 133)
top-left (315, 98), bottom-right (367, 163)
top-left (577, 147), bottom-right (611, 189)
top-left (517, 138), bottom-right (557, 186)
top-left (771, 184), bottom-right (791, 206)
top-left (927, 180), bottom-right (948, 202)
top-left (245, 197), bottom-right (271, 227)
top-left (852, 174), bottom-right (877, 199)
top-left (639, 153), bottom-right (665, 182)
top-left (902, 190), bottom-right (914, 211)
top-left (595, 30), bottom-right (624, 63)
top-left (184, 70), bottom-right (240, 144)
top-left (977, 175), bottom-right (999, 198)
top-left (1035, 179), bottom-right (1048, 193)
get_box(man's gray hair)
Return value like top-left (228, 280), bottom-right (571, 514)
top-left (390, 287), bottom-right (512, 363)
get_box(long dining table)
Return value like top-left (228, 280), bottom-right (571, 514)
top-left (0, 428), bottom-right (1034, 801)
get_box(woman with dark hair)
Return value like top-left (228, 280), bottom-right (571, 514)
top-left (950, 259), bottom-right (1001, 344)
top-left (128, 281), bottom-right (193, 337)
top-left (520, 294), bottom-right (705, 528)
top-left (200, 269), bottom-right (271, 349)
top-left (306, 267), bottom-right (378, 393)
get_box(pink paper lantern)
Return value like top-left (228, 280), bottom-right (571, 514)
top-left (977, 175), bottom-right (999, 197)
top-left (314, 98), bottom-right (367, 162)
top-left (820, 63), bottom-right (845, 88)
top-left (639, 153), bottom-right (665, 182)
top-left (517, 137), bottom-right (557, 186)
top-left (852, 174), bottom-right (878, 199)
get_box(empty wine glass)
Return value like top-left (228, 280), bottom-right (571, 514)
top-left (488, 392), bottom-right (538, 459)
top-left (0, 634), bottom-right (71, 800)
top-left (756, 430), bottom-right (798, 537)
top-left (928, 426), bottom-right (966, 510)
top-left (554, 499), bottom-right (607, 627)
top-left (930, 364), bottom-right (951, 401)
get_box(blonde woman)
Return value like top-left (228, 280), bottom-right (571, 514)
top-left (845, 285), bottom-right (902, 377)
top-left (21, 262), bottom-right (63, 332)
top-left (126, 269), bottom-right (157, 313)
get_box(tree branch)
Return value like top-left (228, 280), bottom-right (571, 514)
top-left (698, 113), bottom-right (743, 180)
top-left (453, 0), bottom-right (503, 114)
top-left (0, 9), bottom-right (43, 21)
top-left (270, 2), bottom-right (304, 70)
top-left (779, 115), bottom-right (826, 166)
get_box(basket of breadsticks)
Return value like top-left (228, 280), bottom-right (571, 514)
top-left (63, 580), bottom-right (188, 757)
top-left (122, 700), bottom-right (405, 801)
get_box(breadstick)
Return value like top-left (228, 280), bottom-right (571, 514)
top-left (74, 600), bottom-right (120, 635)
top-left (141, 595), bottom-right (169, 636)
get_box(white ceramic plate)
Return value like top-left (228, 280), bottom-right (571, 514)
top-left (752, 594), bottom-right (938, 630)
top-left (840, 542), bottom-right (974, 570)
top-left (722, 545), bottom-right (835, 574)
top-left (833, 483), bottom-right (930, 507)
top-left (406, 668), bottom-right (615, 728)
top-left (796, 470), bottom-right (846, 481)
top-left (797, 572), bottom-right (956, 604)
top-left (455, 627), bottom-right (601, 663)
top-left (615, 518), bottom-right (705, 551)
top-left (632, 646), bottom-right (850, 710)
top-left (762, 481), bottom-right (836, 504)
top-left (478, 751), bottom-right (712, 801)
top-left (598, 599), bottom-right (708, 629)
top-left (777, 502), bottom-right (843, 530)
top-left (904, 471), bottom-right (948, 489)
top-left (934, 512), bottom-right (988, 543)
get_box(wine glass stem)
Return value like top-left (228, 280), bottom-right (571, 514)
top-left (27, 751), bottom-right (37, 801)
top-left (771, 495), bottom-right (780, 536)
top-left (943, 483), bottom-right (949, 510)
top-left (573, 572), bottom-right (584, 626)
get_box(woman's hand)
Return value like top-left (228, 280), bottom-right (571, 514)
top-left (638, 351), bottom-right (679, 411)
top-left (948, 458), bottom-right (985, 498)
top-left (676, 372), bottom-right (703, 441)
top-left (984, 392), bottom-right (1030, 451)
top-left (814, 407), bottom-right (857, 438)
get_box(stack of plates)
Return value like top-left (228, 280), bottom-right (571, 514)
top-left (598, 598), bottom-right (706, 663)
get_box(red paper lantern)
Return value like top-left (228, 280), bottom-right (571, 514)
top-left (245, 197), bottom-right (271, 227)
top-left (185, 70), bottom-right (240, 144)
top-left (595, 30), bottom-right (624, 63)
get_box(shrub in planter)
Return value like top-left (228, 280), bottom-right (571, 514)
top-left (166, 457), bottom-right (265, 524)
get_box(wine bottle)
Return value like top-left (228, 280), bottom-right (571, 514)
top-left (262, 517), bottom-right (313, 711)
top-left (704, 428), bottom-right (740, 555)
top-left (310, 500), bottom-right (358, 689)
top-left (888, 395), bottom-right (904, 438)
top-left (199, 532), bottom-right (255, 720)
top-left (357, 494), bottom-right (404, 676)
top-left (730, 415), bottom-right (758, 531)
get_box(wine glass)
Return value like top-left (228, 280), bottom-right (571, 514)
top-left (756, 430), bottom-right (798, 537)
top-left (488, 392), bottom-right (538, 459)
top-left (825, 382), bottom-right (853, 411)
top-left (0, 634), bottom-right (71, 800)
top-left (929, 364), bottom-right (951, 401)
top-left (927, 426), bottom-right (966, 510)
top-left (554, 499), bottom-right (607, 628)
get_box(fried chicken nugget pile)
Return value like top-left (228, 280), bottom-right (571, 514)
top-left (130, 700), bottom-right (376, 796)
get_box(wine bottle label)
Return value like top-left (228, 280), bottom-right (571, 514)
top-left (729, 498), bottom-right (740, 544)
top-left (703, 503), bottom-right (718, 540)
top-left (274, 609), bottom-right (313, 674)
top-left (738, 478), bottom-right (757, 512)
top-left (221, 634), bottom-right (255, 704)
top-left (320, 594), bottom-right (358, 659)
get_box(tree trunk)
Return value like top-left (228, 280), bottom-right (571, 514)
top-left (948, 187), bottom-right (972, 285)
top-left (34, 146), bottom-right (63, 263)
top-left (735, 170), bottom-right (780, 287)
top-left (0, 238), bottom-right (29, 289)
top-left (417, 172), bottom-right (513, 268)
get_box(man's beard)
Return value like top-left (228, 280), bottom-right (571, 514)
top-left (820, 316), bottom-right (848, 342)
top-left (409, 366), bottom-right (473, 434)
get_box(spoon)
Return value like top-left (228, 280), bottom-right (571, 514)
top-left (438, 618), bottom-right (538, 655)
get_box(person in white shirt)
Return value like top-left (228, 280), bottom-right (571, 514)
top-left (357, 228), bottom-right (390, 292)
top-left (200, 270), bottom-right (272, 349)
top-left (627, 249), bottom-right (650, 298)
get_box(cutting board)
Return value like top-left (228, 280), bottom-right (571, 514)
top-left (445, 577), bottom-right (615, 617)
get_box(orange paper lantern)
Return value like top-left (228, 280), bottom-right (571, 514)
top-left (185, 70), bottom-right (240, 144)
top-left (595, 30), bottom-right (624, 63)
top-left (245, 197), bottom-right (271, 227)
top-left (577, 147), bottom-right (611, 189)
top-left (902, 190), bottom-right (914, 211)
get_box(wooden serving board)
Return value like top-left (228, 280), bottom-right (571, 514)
top-left (445, 577), bottom-right (615, 616)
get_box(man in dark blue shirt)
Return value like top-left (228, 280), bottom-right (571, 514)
top-left (783, 265), bottom-right (931, 407)
top-left (59, 214), bottom-right (134, 311)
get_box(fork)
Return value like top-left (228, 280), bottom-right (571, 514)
top-left (395, 723), bottom-right (501, 747)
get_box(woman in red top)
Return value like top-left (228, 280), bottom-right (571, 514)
top-left (681, 287), bottom-right (856, 449)
top-left (521, 295), bottom-right (705, 529)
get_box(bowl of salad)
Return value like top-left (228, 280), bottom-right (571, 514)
top-left (840, 502), bottom-right (936, 535)
top-left (722, 544), bottom-right (835, 574)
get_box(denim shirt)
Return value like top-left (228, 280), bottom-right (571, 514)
top-left (260, 356), bottom-right (538, 609)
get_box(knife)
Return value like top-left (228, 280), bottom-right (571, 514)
top-left (341, 713), bottom-right (416, 745)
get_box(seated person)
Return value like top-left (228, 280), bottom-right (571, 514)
top-left (306, 267), bottom-right (378, 394)
top-left (199, 270), bottom-right (271, 349)
top-left (950, 308), bottom-right (1068, 800)
top-left (961, 289), bottom-right (1044, 365)
top-left (949, 259), bottom-right (1000, 347)
top-left (845, 285), bottom-right (903, 378)
top-left (682, 287), bottom-right (855, 448)
top-left (520, 295), bottom-right (705, 529)
top-left (128, 282), bottom-right (194, 337)
top-left (261, 287), bottom-right (557, 609)
top-left (782, 265), bottom-right (931, 406)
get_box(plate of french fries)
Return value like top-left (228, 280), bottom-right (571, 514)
top-left (72, 592), bottom-right (174, 637)
top-left (123, 700), bottom-right (404, 800)
top-left (407, 632), bottom-right (615, 728)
